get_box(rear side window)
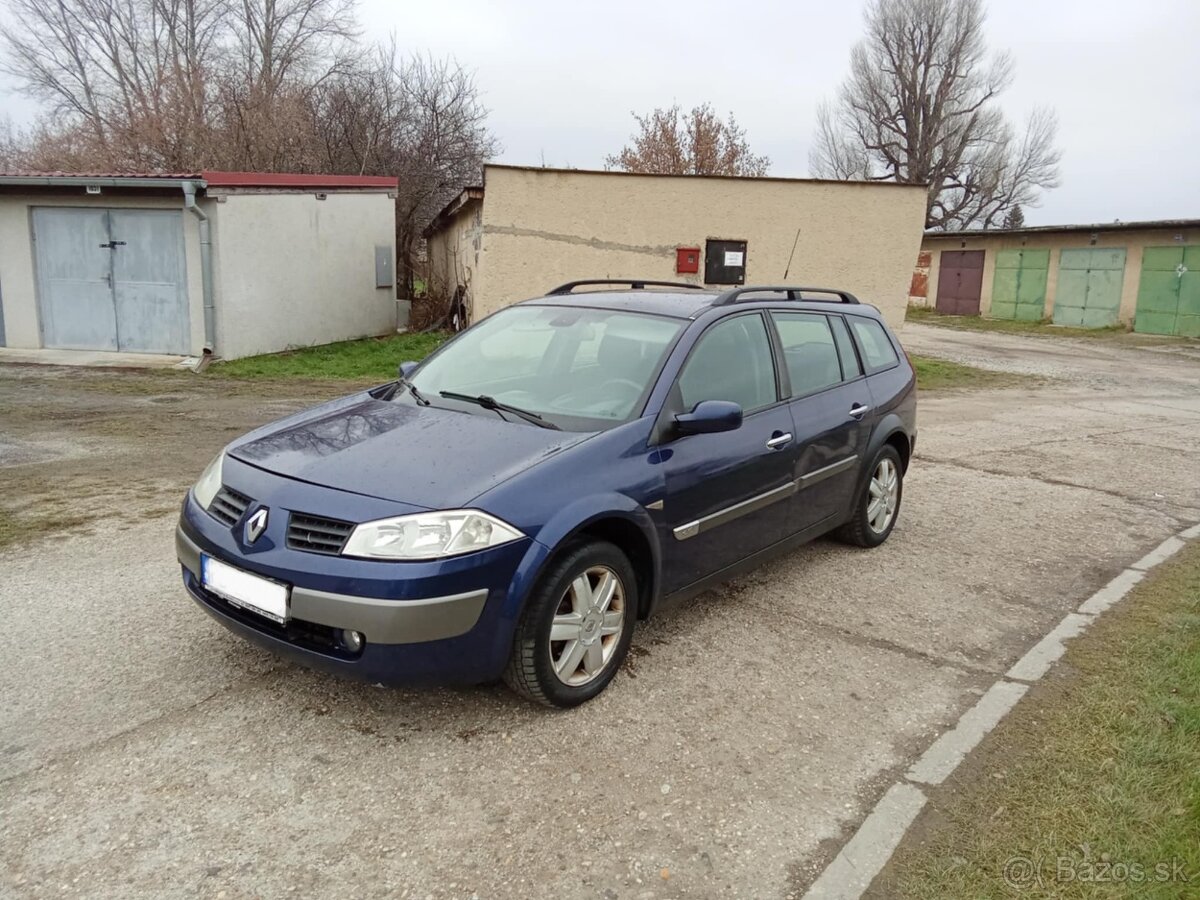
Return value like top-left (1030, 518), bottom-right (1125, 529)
top-left (829, 316), bottom-right (862, 379)
top-left (848, 317), bottom-right (900, 373)
top-left (678, 314), bottom-right (777, 413)
top-left (771, 313), bottom-right (842, 396)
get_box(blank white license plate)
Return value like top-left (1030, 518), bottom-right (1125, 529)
top-left (202, 555), bottom-right (289, 624)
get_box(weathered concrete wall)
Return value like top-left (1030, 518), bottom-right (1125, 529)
top-left (426, 197), bottom-right (484, 317)
top-left (463, 166), bottom-right (928, 328)
top-left (212, 191), bottom-right (396, 359)
top-left (923, 226), bottom-right (1197, 323)
top-left (0, 192), bottom-right (206, 352)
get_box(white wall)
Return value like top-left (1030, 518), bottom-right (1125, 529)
top-left (212, 191), bottom-right (396, 359)
top-left (0, 192), bottom-right (206, 353)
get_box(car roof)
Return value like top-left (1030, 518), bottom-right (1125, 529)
top-left (520, 287), bottom-right (884, 321)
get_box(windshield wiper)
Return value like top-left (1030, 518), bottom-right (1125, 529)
top-left (401, 379), bottom-right (430, 406)
top-left (439, 391), bottom-right (561, 430)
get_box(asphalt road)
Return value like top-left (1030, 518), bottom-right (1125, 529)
top-left (2, 325), bottom-right (1199, 899)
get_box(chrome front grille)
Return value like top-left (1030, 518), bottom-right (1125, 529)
top-left (209, 487), bottom-right (251, 527)
top-left (286, 512), bottom-right (354, 555)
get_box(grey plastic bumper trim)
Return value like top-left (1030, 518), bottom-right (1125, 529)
top-left (176, 525), bottom-right (488, 644)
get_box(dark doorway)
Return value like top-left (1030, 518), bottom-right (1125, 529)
top-left (935, 250), bottom-right (985, 316)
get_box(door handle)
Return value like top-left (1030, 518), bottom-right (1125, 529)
top-left (766, 432), bottom-right (793, 450)
top-left (849, 403), bottom-right (872, 420)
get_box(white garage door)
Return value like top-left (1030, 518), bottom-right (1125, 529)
top-left (33, 208), bottom-right (190, 354)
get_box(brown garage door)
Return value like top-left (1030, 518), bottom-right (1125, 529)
top-left (935, 250), bottom-right (985, 316)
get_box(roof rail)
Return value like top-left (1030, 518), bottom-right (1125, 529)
top-left (713, 286), bottom-right (861, 306)
top-left (547, 279), bottom-right (707, 295)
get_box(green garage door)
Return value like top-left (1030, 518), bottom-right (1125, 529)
top-left (1054, 248), bottom-right (1126, 328)
top-left (990, 249), bottom-right (1049, 321)
top-left (1134, 246), bottom-right (1200, 337)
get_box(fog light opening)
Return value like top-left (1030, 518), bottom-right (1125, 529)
top-left (341, 629), bottom-right (365, 653)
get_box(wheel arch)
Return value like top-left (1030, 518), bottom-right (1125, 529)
top-left (867, 413), bottom-right (911, 471)
top-left (524, 498), bottom-right (661, 622)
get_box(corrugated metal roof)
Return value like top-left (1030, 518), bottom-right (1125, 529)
top-left (0, 170), bottom-right (396, 190)
top-left (0, 170), bottom-right (201, 179)
top-left (925, 219), bottom-right (1200, 238)
top-left (424, 186), bottom-right (484, 237)
top-left (202, 170), bottom-right (396, 189)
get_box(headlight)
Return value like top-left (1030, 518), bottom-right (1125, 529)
top-left (342, 509), bottom-right (524, 560)
top-left (192, 453), bottom-right (224, 510)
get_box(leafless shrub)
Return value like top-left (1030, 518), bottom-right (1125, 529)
top-left (606, 103), bottom-right (770, 177)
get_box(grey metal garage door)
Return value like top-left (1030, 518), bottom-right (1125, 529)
top-left (1053, 248), bottom-right (1126, 328)
top-left (33, 208), bottom-right (189, 354)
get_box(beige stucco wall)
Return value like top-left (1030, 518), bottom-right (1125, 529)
top-left (211, 191), bottom-right (396, 359)
top-left (426, 198), bottom-right (484, 311)
top-left (442, 166), bottom-right (927, 329)
top-left (0, 192), bottom-right (206, 353)
top-left (922, 226), bottom-right (1197, 323)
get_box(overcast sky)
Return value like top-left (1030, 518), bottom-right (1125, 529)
top-left (3, 0), bottom-right (1197, 226)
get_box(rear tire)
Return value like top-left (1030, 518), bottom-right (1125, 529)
top-left (836, 445), bottom-right (903, 548)
top-left (503, 540), bottom-right (637, 708)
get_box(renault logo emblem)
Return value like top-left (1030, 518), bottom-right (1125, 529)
top-left (245, 507), bottom-right (269, 544)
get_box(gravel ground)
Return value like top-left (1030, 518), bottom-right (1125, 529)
top-left (2, 324), bottom-right (1199, 899)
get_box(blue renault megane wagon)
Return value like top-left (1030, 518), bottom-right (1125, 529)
top-left (176, 280), bottom-right (916, 707)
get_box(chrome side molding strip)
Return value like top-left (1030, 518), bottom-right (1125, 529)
top-left (672, 455), bottom-right (859, 541)
top-left (798, 455), bottom-right (859, 489)
top-left (673, 481), bottom-right (797, 540)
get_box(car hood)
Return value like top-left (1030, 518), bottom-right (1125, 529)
top-left (228, 394), bottom-right (590, 508)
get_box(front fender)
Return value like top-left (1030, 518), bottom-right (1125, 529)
top-left (488, 493), bottom-right (662, 656)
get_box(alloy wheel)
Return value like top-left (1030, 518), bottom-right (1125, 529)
top-left (548, 565), bottom-right (626, 686)
top-left (867, 457), bottom-right (899, 534)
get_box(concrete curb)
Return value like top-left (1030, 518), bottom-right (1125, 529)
top-left (801, 521), bottom-right (1200, 899)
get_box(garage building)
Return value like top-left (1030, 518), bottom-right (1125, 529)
top-left (916, 220), bottom-right (1199, 336)
top-left (425, 165), bottom-right (928, 328)
top-left (0, 171), bottom-right (399, 360)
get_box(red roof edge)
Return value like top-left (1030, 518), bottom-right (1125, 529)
top-left (201, 170), bottom-right (396, 189)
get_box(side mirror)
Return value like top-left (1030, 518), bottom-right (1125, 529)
top-left (674, 400), bottom-right (743, 436)
top-left (398, 360), bottom-right (419, 379)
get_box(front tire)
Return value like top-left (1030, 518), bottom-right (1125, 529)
top-left (503, 540), bottom-right (637, 708)
top-left (836, 445), bottom-right (904, 548)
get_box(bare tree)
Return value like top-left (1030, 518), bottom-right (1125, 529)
top-left (1, 0), bottom-right (497, 301)
top-left (0, 0), bottom-right (356, 170)
top-left (810, 0), bottom-right (1060, 230)
top-left (0, 0), bottom-right (231, 168)
top-left (607, 103), bottom-right (770, 177)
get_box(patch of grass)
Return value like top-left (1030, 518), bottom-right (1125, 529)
top-left (907, 305), bottom-right (1137, 339)
top-left (875, 540), bottom-right (1200, 899)
top-left (910, 354), bottom-right (1031, 392)
top-left (0, 505), bottom-right (94, 551)
top-left (210, 331), bottom-right (450, 380)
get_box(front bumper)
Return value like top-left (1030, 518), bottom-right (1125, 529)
top-left (176, 527), bottom-right (488, 644)
top-left (176, 456), bottom-right (543, 684)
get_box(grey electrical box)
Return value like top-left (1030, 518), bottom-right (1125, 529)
top-left (375, 245), bottom-right (393, 288)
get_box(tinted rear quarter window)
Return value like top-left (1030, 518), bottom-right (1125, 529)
top-left (848, 316), bottom-right (899, 373)
top-left (829, 315), bottom-right (862, 379)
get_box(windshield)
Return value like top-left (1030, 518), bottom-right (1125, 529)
top-left (409, 305), bottom-right (684, 431)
